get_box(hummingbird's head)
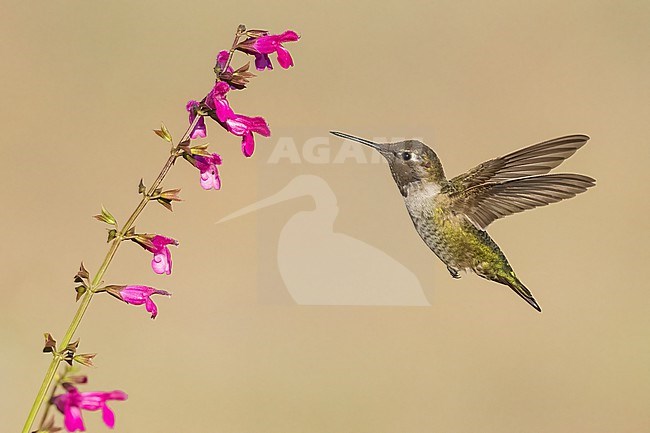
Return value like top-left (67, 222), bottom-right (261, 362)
top-left (330, 131), bottom-right (447, 196)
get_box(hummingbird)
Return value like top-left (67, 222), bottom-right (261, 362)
top-left (330, 131), bottom-right (595, 312)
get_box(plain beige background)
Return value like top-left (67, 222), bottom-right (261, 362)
top-left (2, 1), bottom-right (649, 432)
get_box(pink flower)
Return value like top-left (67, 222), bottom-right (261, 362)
top-left (186, 31), bottom-right (294, 157)
top-left (192, 93), bottom-right (270, 157)
top-left (252, 30), bottom-right (300, 69)
top-left (106, 285), bottom-right (171, 319)
top-left (216, 50), bottom-right (232, 73)
top-left (208, 81), bottom-right (234, 122)
top-left (53, 384), bottom-right (127, 432)
top-left (150, 235), bottom-right (177, 274)
top-left (193, 153), bottom-right (223, 190)
top-left (137, 234), bottom-right (178, 275)
top-left (186, 100), bottom-right (206, 139)
top-left (225, 114), bottom-right (271, 157)
top-left (237, 30), bottom-right (299, 70)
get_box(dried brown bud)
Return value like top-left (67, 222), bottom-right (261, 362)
top-left (73, 353), bottom-right (97, 368)
top-left (43, 333), bottom-right (57, 353)
top-left (63, 339), bottom-right (80, 365)
top-left (78, 262), bottom-right (89, 280)
top-left (66, 339), bottom-right (79, 352)
top-left (156, 189), bottom-right (183, 212)
top-left (160, 189), bottom-right (182, 201)
top-left (227, 62), bottom-right (257, 89)
top-left (73, 262), bottom-right (89, 284)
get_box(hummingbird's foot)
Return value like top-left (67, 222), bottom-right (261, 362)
top-left (447, 265), bottom-right (461, 279)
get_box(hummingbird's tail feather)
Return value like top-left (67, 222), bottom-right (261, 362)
top-left (475, 267), bottom-right (541, 311)
top-left (504, 277), bottom-right (541, 312)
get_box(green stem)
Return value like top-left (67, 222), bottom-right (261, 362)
top-left (21, 117), bottom-right (198, 433)
top-left (221, 24), bottom-right (246, 75)
top-left (37, 366), bottom-right (66, 430)
top-left (22, 356), bottom-right (59, 433)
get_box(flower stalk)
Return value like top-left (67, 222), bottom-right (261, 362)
top-left (21, 23), bottom-right (299, 432)
top-left (219, 24), bottom-right (247, 74)
top-left (21, 118), bottom-right (197, 433)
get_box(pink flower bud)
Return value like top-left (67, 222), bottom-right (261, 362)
top-left (216, 50), bottom-right (232, 73)
top-left (106, 285), bottom-right (171, 319)
top-left (186, 100), bottom-right (207, 139)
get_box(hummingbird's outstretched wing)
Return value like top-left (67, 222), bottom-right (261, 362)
top-left (447, 135), bottom-right (590, 192)
top-left (449, 173), bottom-right (595, 230)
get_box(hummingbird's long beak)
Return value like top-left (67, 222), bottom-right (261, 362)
top-left (329, 131), bottom-right (382, 150)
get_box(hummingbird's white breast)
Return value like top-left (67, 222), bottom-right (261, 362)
top-left (403, 181), bottom-right (441, 217)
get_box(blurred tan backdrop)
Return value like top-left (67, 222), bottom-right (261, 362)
top-left (1, 1), bottom-right (649, 432)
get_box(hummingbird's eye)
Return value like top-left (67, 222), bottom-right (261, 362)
top-left (402, 152), bottom-right (412, 161)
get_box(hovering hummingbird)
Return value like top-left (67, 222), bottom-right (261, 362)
top-left (330, 131), bottom-right (595, 312)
